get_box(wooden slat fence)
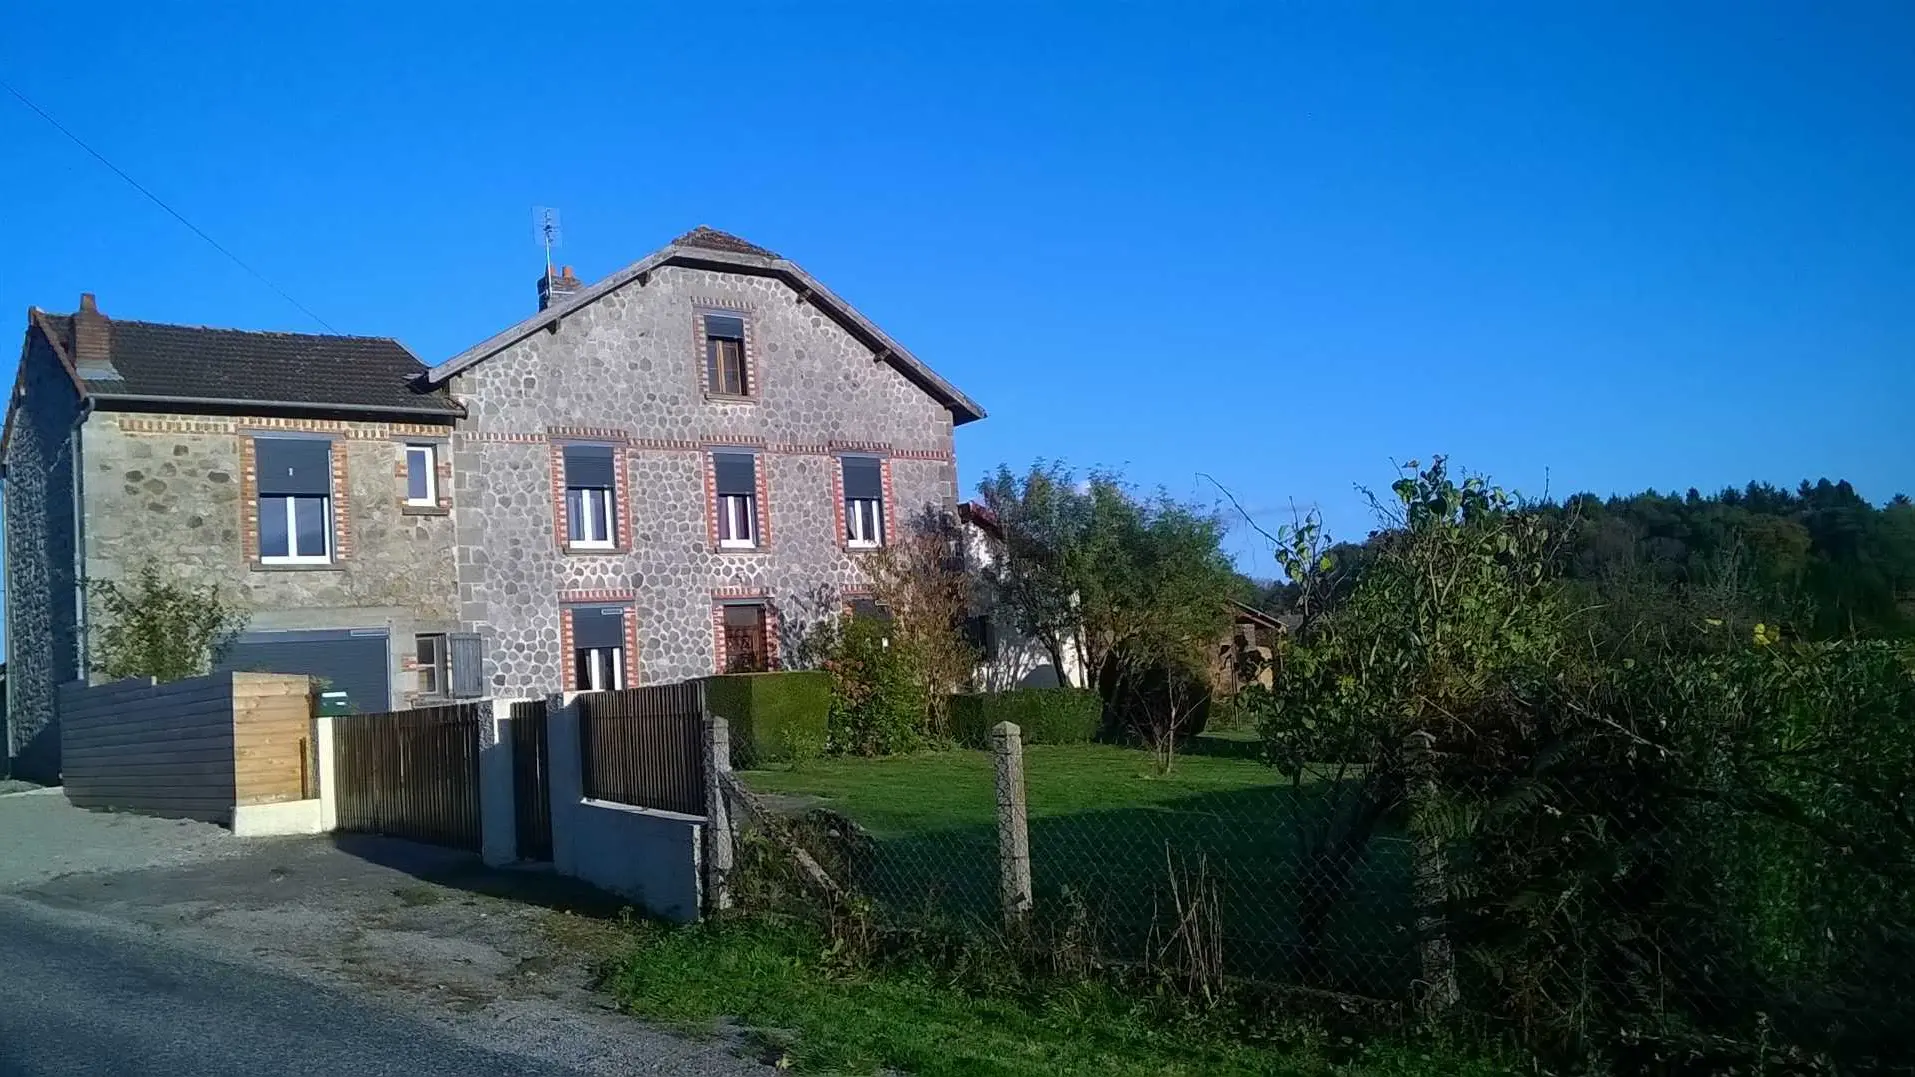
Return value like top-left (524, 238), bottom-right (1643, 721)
top-left (579, 683), bottom-right (707, 816)
top-left (510, 699), bottom-right (553, 861)
top-left (333, 702), bottom-right (486, 851)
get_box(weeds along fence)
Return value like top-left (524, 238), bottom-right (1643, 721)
top-left (731, 715), bottom-right (1915, 1073)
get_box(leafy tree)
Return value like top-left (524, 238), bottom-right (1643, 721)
top-left (90, 564), bottom-right (249, 682)
top-left (860, 508), bottom-right (976, 737)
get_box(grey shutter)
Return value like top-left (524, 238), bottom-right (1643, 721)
top-left (255, 438), bottom-right (332, 496)
top-left (842, 456), bottom-right (882, 500)
top-left (571, 605), bottom-right (625, 649)
top-left (448, 632), bottom-right (485, 698)
top-left (562, 444), bottom-right (615, 489)
top-left (704, 314), bottom-right (745, 340)
top-left (714, 452), bottom-right (756, 496)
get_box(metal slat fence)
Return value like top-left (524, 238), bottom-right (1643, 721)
top-left (579, 683), bottom-right (707, 816)
top-left (510, 699), bottom-right (553, 861)
top-left (333, 702), bottom-right (487, 851)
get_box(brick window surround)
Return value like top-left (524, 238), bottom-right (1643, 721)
top-left (705, 449), bottom-right (772, 552)
top-left (711, 593), bottom-right (780, 673)
top-left (241, 432), bottom-right (349, 567)
top-left (549, 440), bottom-right (633, 553)
top-left (832, 454), bottom-right (897, 551)
top-left (693, 306), bottom-right (759, 401)
top-left (394, 438), bottom-right (452, 515)
top-left (558, 599), bottom-right (642, 692)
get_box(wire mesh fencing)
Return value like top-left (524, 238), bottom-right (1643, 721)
top-left (730, 723), bottom-right (1914, 1070)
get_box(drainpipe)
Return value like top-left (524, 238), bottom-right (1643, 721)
top-left (65, 398), bottom-right (95, 682)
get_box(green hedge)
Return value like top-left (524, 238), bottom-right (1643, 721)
top-left (948, 688), bottom-right (1103, 749)
top-left (705, 671), bottom-right (831, 767)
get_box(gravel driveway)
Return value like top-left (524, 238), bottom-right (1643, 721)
top-left (0, 791), bottom-right (766, 1076)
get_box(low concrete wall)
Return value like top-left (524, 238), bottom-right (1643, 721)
top-left (547, 694), bottom-right (704, 921)
top-left (231, 798), bottom-right (324, 836)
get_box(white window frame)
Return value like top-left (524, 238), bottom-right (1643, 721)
top-left (846, 497), bottom-right (884, 548)
top-left (568, 486), bottom-right (616, 549)
top-left (719, 492), bottom-right (757, 549)
top-left (258, 494), bottom-right (333, 565)
top-left (415, 633), bottom-right (447, 696)
top-left (576, 645), bottom-right (624, 691)
top-left (404, 444), bottom-right (438, 507)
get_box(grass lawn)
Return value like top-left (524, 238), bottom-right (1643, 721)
top-left (743, 743), bottom-right (1412, 995)
top-left (606, 918), bottom-right (1508, 1077)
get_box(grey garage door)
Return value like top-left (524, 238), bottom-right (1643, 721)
top-left (218, 629), bottom-right (391, 714)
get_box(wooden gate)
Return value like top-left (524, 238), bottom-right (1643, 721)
top-left (333, 702), bottom-right (486, 851)
top-left (509, 699), bottom-right (553, 861)
top-left (579, 682), bottom-right (707, 816)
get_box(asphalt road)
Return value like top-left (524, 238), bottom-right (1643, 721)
top-left (0, 898), bottom-right (615, 1077)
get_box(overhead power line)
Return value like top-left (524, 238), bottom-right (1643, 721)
top-left (0, 76), bottom-right (338, 333)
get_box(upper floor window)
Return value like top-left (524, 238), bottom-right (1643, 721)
top-left (562, 444), bottom-right (617, 549)
top-left (841, 456), bottom-right (885, 548)
top-left (704, 313), bottom-right (749, 396)
top-left (714, 451), bottom-right (759, 549)
top-left (256, 437), bottom-right (333, 564)
top-left (405, 444), bottom-right (438, 507)
top-left (570, 605), bottom-right (628, 691)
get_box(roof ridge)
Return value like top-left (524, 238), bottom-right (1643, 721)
top-left (108, 317), bottom-right (402, 344)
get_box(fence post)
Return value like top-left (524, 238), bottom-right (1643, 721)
top-left (314, 714), bottom-right (339, 832)
top-left (991, 720), bottom-right (1033, 927)
top-left (1406, 728), bottom-right (1459, 1016)
top-left (547, 692), bottom-right (585, 876)
top-left (702, 694), bottom-right (734, 915)
top-left (479, 699), bottom-right (519, 867)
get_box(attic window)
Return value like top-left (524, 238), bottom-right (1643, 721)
top-left (704, 314), bottom-right (749, 396)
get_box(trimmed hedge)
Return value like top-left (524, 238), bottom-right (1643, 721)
top-left (949, 688), bottom-right (1103, 749)
top-left (704, 671), bottom-right (831, 767)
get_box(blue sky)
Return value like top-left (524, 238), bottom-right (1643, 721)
top-left (3, 2), bottom-right (1911, 574)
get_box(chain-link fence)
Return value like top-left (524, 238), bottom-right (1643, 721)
top-left (734, 724), bottom-right (1914, 1071)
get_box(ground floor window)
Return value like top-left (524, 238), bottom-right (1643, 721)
top-left (569, 604), bottom-right (629, 690)
top-left (722, 603), bottom-right (770, 673)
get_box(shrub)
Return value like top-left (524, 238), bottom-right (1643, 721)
top-left (949, 688), bottom-right (1103, 749)
top-left (825, 616), bottom-right (929, 756)
top-left (705, 671), bottom-right (831, 768)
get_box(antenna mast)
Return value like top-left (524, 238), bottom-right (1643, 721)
top-left (532, 207), bottom-right (563, 279)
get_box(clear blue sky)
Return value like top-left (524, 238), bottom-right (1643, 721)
top-left (4, 2), bottom-right (1911, 574)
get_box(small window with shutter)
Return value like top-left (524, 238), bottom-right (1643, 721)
top-left (569, 606), bottom-right (627, 691)
top-left (841, 456), bottom-right (884, 548)
top-left (714, 451), bottom-right (759, 549)
top-left (255, 437), bottom-right (334, 564)
top-left (704, 313), bottom-right (749, 396)
top-left (562, 444), bottom-right (618, 549)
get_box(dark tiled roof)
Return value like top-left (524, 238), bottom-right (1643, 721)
top-left (43, 313), bottom-right (459, 415)
top-left (672, 226), bottom-right (778, 259)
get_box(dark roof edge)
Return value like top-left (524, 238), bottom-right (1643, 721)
top-left (425, 244), bottom-right (986, 425)
top-left (1229, 599), bottom-right (1290, 631)
top-left (89, 392), bottom-right (464, 420)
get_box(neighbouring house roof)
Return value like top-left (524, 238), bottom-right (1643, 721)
top-left (29, 307), bottom-right (460, 417)
top-left (424, 226), bottom-right (986, 425)
top-left (957, 500), bottom-right (1002, 539)
top-left (1230, 600), bottom-right (1296, 634)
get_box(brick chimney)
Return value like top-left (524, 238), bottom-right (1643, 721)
top-left (72, 292), bottom-right (119, 379)
top-left (537, 265), bottom-right (583, 311)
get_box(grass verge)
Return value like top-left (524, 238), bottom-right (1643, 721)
top-left (605, 917), bottom-right (1511, 1076)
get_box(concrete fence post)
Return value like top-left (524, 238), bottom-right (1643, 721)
top-left (702, 698), bottom-right (734, 914)
top-left (991, 720), bottom-right (1033, 927)
top-left (314, 714), bottom-right (339, 832)
top-left (479, 699), bottom-right (519, 867)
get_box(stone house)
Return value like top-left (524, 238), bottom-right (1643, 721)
top-left (3, 226), bottom-right (982, 778)
top-left (423, 227), bottom-right (983, 695)
top-left (3, 297), bottom-right (463, 780)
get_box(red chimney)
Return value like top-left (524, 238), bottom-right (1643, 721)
top-left (73, 292), bottom-right (111, 369)
top-left (537, 265), bottom-right (583, 311)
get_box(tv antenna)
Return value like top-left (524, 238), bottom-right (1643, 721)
top-left (533, 206), bottom-right (563, 277)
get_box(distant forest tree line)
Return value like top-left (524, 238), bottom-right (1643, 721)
top-left (1253, 478), bottom-right (1915, 646)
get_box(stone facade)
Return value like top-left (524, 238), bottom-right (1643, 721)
top-left (449, 264), bottom-right (962, 692)
top-left (79, 412), bottom-right (461, 706)
top-left (3, 328), bottom-right (85, 780)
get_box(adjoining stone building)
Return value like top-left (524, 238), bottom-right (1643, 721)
top-left (425, 227), bottom-right (985, 694)
top-left (3, 226), bottom-right (984, 778)
top-left (3, 297), bottom-right (463, 780)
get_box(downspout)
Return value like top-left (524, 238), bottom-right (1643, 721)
top-left (68, 398), bottom-right (95, 683)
